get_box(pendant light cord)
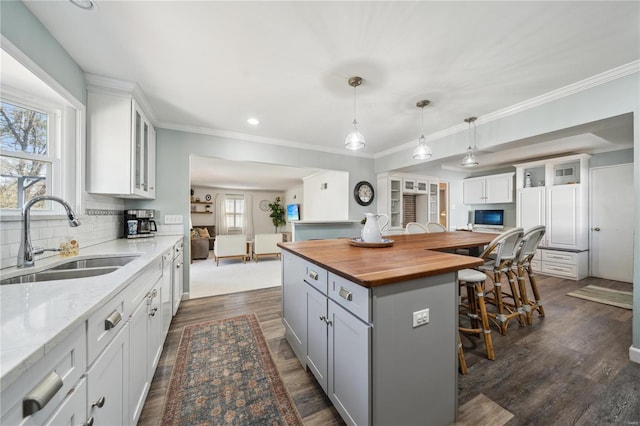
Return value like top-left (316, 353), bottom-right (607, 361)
top-left (353, 85), bottom-right (357, 123)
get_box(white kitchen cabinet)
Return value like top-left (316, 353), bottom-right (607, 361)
top-left (377, 176), bottom-right (403, 230)
top-left (161, 248), bottom-right (173, 335)
top-left (44, 377), bottom-right (87, 426)
top-left (546, 184), bottom-right (586, 250)
top-left (306, 285), bottom-right (328, 392)
top-left (86, 323), bottom-right (130, 426)
top-left (403, 178), bottom-right (417, 193)
top-left (516, 187), bottom-right (546, 243)
top-left (416, 180), bottom-right (428, 194)
top-left (463, 172), bottom-right (514, 204)
top-left (129, 291), bottom-right (149, 425)
top-left (428, 181), bottom-right (439, 223)
top-left (87, 85), bottom-right (156, 199)
top-left (172, 240), bottom-right (184, 315)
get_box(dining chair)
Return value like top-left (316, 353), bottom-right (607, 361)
top-left (425, 222), bottom-right (446, 232)
top-left (512, 225), bottom-right (546, 324)
top-left (476, 227), bottom-right (526, 335)
top-left (405, 222), bottom-right (428, 233)
top-left (458, 268), bottom-right (495, 365)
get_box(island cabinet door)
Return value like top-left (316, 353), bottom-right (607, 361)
top-left (281, 251), bottom-right (307, 364)
top-left (306, 285), bottom-right (329, 392)
top-left (328, 300), bottom-right (371, 426)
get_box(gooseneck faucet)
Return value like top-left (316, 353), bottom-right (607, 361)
top-left (17, 195), bottom-right (81, 268)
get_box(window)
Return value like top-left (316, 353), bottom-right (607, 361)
top-left (225, 195), bottom-right (245, 231)
top-left (0, 100), bottom-right (56, 210)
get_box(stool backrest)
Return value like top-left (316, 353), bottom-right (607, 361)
top-left (515, 225), bottom-right (546, 264)
top-left (425, 222), bottom-right (446, 232)
top-left (405, 222), bottom-right (428, 234)
top-left (479, 228), bottom-right (524, 265)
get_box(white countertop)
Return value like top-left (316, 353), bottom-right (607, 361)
top-left (0, 236), bottom-right (182, 391)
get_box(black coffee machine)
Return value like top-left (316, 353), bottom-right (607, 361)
top-left (124, 209), bottom-right (157, 238)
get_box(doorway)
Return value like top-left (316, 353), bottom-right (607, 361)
top-left (589, 163), bottom-right (634, 282)
top-left (439, 182), bottom-right (449, 229)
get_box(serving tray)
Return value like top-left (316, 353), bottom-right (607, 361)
top-left (349, 238), bottom-right (394, 248)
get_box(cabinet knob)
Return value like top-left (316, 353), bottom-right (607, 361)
top-left (83, 416), bottom-right (95, 426)
top-left (591, 227), bottom-right (601, 231)
top-left (92, 396), bottom-right (105, 408)
top-left (319, 315), bottom-right (326, 322)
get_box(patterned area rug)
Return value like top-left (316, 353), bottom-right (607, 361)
top-left (161, 314), bottom-right (302, 425)
top-left (567, 285), bottom-right (632, 309)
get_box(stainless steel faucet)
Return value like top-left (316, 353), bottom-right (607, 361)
top-left (17, 195), bottom-right (81, 268)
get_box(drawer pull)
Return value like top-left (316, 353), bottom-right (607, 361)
top-left (104, 310), bottom-right (122, 330)
top-left (23, 371), bottom-right (63, 417)
top-left (149, 307), bottom-right (158, 317)
top-left (309, 270), bottom-right (319, 280)
top-left (92, 396), bottom-right (105, 408)
top-left (83, 416), bottom-right (95, 426)
top-left (339, 287), bottom-right (353, 301)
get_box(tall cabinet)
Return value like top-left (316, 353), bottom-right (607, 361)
top-left (377, 173), bottom-right (439, 231)
top-left (515, 154), bottom-right (590, 279)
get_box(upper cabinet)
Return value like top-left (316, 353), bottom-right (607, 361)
top-left (87, 76), bottom-right (156, 199)
top-left (463, 172), bottom-right (514, 204)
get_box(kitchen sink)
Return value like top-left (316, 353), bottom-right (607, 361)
top-left (0, 255), bottom-right (140, 285)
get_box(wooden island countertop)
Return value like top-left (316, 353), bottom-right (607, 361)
top-left (278, 231), bottom-right (495, 287)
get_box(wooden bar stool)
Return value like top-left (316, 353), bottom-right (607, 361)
top-left (458, 268), bottom-right (495, 364)
top-left (476, 228), bottom-right (526, 335)
top-left (513, 225), bottom-right (546, 324)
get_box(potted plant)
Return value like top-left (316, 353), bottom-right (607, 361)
top-left (268, 196), bottom-right (286, 233)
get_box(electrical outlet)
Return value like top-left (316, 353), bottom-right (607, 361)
top-left (412, 308), bottom-right (429, 328)
top-left (164, 215), bottom-right (183, 224)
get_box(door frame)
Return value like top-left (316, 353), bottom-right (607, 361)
top-left (588, 162), bottom-right (634, 281)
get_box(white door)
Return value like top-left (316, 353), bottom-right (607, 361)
top-left (590, 164), bottom-right (634, 282)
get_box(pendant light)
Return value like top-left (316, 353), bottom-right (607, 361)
top-left (461, 116), bottom-right (479, 167)
top-left (344, 76), bottom-right (365, 150)
top-left (413, 100), bottom-right (432, 160)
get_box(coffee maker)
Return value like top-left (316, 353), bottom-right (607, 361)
top-left (124, 209), bottom-right (157, 238)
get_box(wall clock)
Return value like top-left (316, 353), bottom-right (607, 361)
top-left (354, 181), bottom-right (374, 206)
top-left (205, 194), bottom-right (212, 201)
top-left (259, 200), bottom-right (270, 211)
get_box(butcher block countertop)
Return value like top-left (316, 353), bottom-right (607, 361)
top-left (278, 231), bottom-right (495, 288)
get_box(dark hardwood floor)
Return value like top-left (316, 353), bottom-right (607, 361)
top-left (138, 274), bottom-right (639, 425)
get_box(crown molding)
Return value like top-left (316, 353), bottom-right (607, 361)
top-left (84, 73), bottom-right (157, 124)
top-left (156, 121), bottom-right (376, 159)
top-left (375, 60), bottom-right (640, 159)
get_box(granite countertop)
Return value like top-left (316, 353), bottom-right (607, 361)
top-left (278, 232), bottom-right (493, 288)
top-left (0, 236), bottom-right (182, 391)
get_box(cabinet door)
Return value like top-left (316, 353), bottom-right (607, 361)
top-left (306, 285), bottom-right (328, 393)
top-left (147, 124), bottom-right (156, 198)
top-left (281, 251), bottom-right (307, 364)
top-left (416, 180), bottom-right (428, 193)
top-left (463, 179), bottom-right (485, 204)
top-left (517, 187), bottom-right (546, 242)
top-left (172, 250), bottom-right (183, 316)
top-left (132, 105), bottom-right (145, 197)
top-left (148, 283), bottom-right (163, 377)
top-left (403, 179), bottom-right (416, 193)
top-left (428, 182), bottom-right (439, 223)
top-left (328, 301), bottom-right (371, 426)
top-left (389, 178), bottom-right (402, 229)
top-left (87, 323), bottom-right (129, 426)
top-left (547, 185), bottom-right (580, 249)
top-left (129, 297), bottom-right (149, 424)
top-left (485, 174), bottom-right (513, 203)
top-left (44, 378), bottom-right (88, 426)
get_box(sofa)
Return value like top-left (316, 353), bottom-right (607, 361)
top-left (190, 226), bottom-right (215, 262)
top-left (253, 233), bottom-right (282, 262)
top-left (213, 234), bottom-right (248, 266)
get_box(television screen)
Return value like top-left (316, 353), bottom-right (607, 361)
top-left (474, 209), bottom-right (504, 227)
top-left (286, 204), bottom-right (300, 221)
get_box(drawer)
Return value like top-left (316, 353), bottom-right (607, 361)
top-left (541, 261), bottom-right (577, 278)
top-left (541, 250), bottom-right (576, 264)
top-left (124, 257), bottom-right (163, 313)
top-left (303, 259), bottom-right (328, 294)
top-left (44, 377), bottom-right (87, 426)
top-left (1, 324), bottom-right (86, 425)
top-left (87, 289), bottom-right (127, 366)
top-left (328, 272), bottom-right (371, 322)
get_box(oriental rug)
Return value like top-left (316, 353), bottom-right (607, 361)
top-left (567, 285), bottom-right (632, 310)
top-left (161, 314), bottom-right (302, 425)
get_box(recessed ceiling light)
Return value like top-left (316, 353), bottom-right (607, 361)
top-left (247, 118), bottom-right (260, 125)
top-left (69, 0), bottom-right (96, 10)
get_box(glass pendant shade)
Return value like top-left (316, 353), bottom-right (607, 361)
top-left (461, 116), bottom-right (479, 167)
top-left (413, 135), bottom-right (432, 159)
top-left (345, 119), bottom-right (365, 150)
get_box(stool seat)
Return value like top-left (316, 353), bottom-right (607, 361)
top-left (459, 269), bottom-right (487, 282)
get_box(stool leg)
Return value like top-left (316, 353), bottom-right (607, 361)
top-left (526, 266), bottom-right (545, 318)
top-left (516, 265), bottom-right (533, 324)
top-left (457, 332), bottom-right (468, 374)
top-left (473, 282), bottom-right (495, 360)
top-left (506, 268), bottom-right (526, 329)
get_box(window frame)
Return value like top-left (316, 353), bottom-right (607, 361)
top-left (224, 194), bottom-right (245, 232)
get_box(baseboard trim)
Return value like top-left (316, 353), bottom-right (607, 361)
top-left (629, 345), bottom-right (640, 364)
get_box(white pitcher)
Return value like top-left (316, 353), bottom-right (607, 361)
top-left (361, 213), bottom-right (388, 243)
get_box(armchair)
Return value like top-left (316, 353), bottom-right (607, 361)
top-left (253, 233), bottom-right (282, 262)
top-left (213, 234), bottom-right (247, 266)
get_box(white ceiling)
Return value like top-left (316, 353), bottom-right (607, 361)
top-left (19, 1), bottom-right (640, 189)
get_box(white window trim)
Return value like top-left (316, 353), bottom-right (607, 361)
top-left (225, 194), bottom-right (245, 231)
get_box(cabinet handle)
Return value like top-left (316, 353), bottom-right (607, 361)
top-left (149, 307), bottom-right (158, 317)
top-left (92, 396), bottom-right (105, 408)
top-left (104, 310), bottom-right (122, 331)
top-left (82, 416), bottom-right (95, 426)
top-left (319, 315), bottom-right (326, 322)
top-left (309, 270), bottom-right (319, 280)
top-left (338, 287), bottom-right (353, 301)
top-left (591, 227), bottom-right (601, 231)
top-left (23, 371), bottom-right (63, 417)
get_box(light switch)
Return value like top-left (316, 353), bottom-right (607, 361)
top-left (164, 215), bottom-right (183, 224)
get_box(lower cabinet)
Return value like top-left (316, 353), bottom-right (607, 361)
top-left (86, 323), bottom-right (130, 426)
top-left (281, 250), bottom-right (308, 362)
top-left (45, 377), bottom-right (87, 426)
top-left (172, 240), bottom-right (184, 315)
